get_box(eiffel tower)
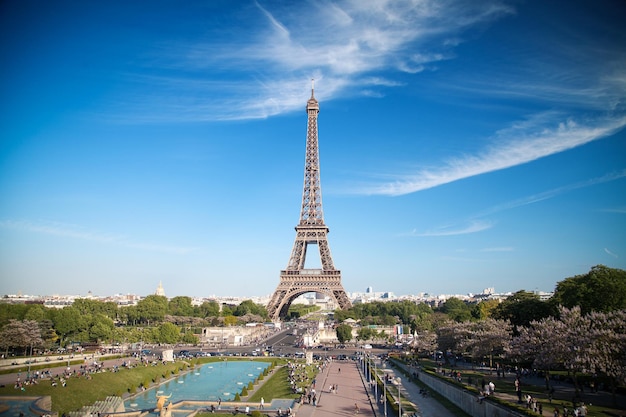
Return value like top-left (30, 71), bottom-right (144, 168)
top-left (266, 83), bottom-right (351, 321)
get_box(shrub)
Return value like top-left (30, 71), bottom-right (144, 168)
top-left (248, 381), bottom-right (254, 390)
top-left (241, 387), bottom-right (248, 396)
top-left (234, 393), bottom-right (241, 401)
top-left (251, 411), bottom-right (262, 417)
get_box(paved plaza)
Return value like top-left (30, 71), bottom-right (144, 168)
top-left (295, 359), bottom-right (458, 417)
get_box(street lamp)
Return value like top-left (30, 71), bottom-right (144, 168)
top-left (362, 349), bottom-right (366, 375)
top-left (27, 342), bottom-right (33, 380)
top-left (383, 374), bottom-right (387, 417)
top-left (374, 359), bottom-right (378, 400)
top-left (398, 380), bottom-right (402, 417)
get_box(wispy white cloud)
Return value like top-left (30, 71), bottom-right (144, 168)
top-left (604, 248), bottom-right (618, 258)
top-left (402, 170), bottom-right (625, 240)
top-left (479, 170), bottom-right (626, 216)
top-left (111, 0), bottom-right (514, 122)
top-left (355, 115), bottom-right (626, 196)
top-left (0, 220), bottom-right (198, 255)
top-left (438, 255), bottom-right (490, 263)
top-left (600, 206), bottom-right (626, 214)
top-left (481, 247), bottom-right (514, 252)
top-left (405, 220), bottom-right (493, 237)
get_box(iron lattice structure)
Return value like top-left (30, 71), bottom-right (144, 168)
top-left (267, 86), bottom-right (351, 321)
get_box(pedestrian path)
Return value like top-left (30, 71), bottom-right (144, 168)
top-left (376, 359), bottom-right (460, 417)
top-left (296, 360), bottom-right (374, 417)
top-left (294, 358), bottom-right (460, 417)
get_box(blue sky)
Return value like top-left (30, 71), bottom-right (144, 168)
top-left (1, 0), bottom-right (625, 299)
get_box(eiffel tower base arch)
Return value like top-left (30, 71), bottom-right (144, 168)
top-left (267, 270), bottom-right (351, 321)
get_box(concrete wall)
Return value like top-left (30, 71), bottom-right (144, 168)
top-left (418, 370), bottom-right (526, 417)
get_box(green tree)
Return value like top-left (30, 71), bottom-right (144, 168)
top-left (221, 305), bottom-right (233, 316)
top-left (471, 299), bottom-right (500, 320)
top-left (121, 305), bottom-right (140, 325)
top-left (333, 308), bottom-right (354, 323)
top-left (336, 324), bottom-right (353, 344)
top-left (111, 326), bottom-right (133, 344)
top-left (181, 332), bottom-right (199, 344)
top-left (552, 265), bottom-right (626, 314)
top-left (0, 303), bottom-right (31, 327)
top-left (197, 301), bottom-right (220, 318)
top-left (157, 322), bottom-right (181, 344)
top-left (440, 298), bottom-right (472, 322)
top-left (169, 296), bottom-right (194, 317)
top-left (24, 304), bottom-right (47, 322)
top-left (39, 319), bottom-right (59, 348)
top-left (234, 300), bottom-right (268, 318)
top-left (89, 314), bottom-right (115, 342)
top-left (356, 327), bottom-right (375, 342)
top-left (492, 290), bottom-right (555, 328)
top-left (223, 315), bottom-right (238, 326)
top-left (72, 298), bottom-right (118, 319)
top-left (136, 295), bottom-right (168, 324)
top-left (51, 306), bottom-right (88, 346)
top-left (335, 301), bottom-right (433, 326)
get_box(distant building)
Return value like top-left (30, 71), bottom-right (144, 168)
top-left (155, 281), bottom-right (166, 297)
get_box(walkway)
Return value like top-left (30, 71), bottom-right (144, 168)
top-left (295, 358), bottom-right (459, 417)
top-left (374, 359), bottom-right (459, 417)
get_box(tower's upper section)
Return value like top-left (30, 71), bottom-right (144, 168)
top-left (306, 82), bottom-right (319, 114)
top-left (299, 81), bottom-right (325, 227)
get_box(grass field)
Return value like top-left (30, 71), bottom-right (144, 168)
top-left (0, 357), bottom-right (307, 415)
top-left (0, 361), bottom-right (188, 414)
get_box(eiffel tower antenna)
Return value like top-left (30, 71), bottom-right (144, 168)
top-left (266, 85), bottom-right (351, 321)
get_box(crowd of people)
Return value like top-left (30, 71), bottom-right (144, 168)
top-left (10, 354), bottom-right (153, 392)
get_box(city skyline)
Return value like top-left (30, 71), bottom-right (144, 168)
top-left (0, 281), bottom-right (529, 302)
top-left (1, 1), bottom-right (625, 298)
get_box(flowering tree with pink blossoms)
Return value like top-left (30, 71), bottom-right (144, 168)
top-left (437, 318), bottom-right (512, 369)
top-left (510, 306), bottom-right (626, 404)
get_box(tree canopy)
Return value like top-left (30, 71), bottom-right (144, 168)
top-left (552, 265), bottom-right (626, 314)
top-left (336, 323), bottom-right (353, 344)
top-left (492, 290), bottom-right (555, 328)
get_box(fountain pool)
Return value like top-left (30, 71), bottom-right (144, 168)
top-left (124, 360), bottom-right (270, 410)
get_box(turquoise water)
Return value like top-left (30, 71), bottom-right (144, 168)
top-left (125, 360), bottom-right (270, 410)
top-left (0, 398), bottom-right (39, 417)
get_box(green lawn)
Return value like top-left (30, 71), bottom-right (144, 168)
top-left (0, 357), bottom-right (312, 415)
top-left (249, 362), bottom-right (318, 402)
top-left (0, 361), bottom-right (187, 414)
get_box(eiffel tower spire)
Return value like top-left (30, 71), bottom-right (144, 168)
top-left (267, 83), bottom-right (351, 321)
top-left (298, 79), bottom-right (324, 227)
